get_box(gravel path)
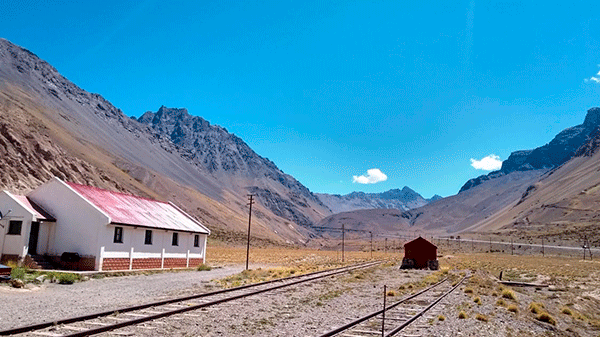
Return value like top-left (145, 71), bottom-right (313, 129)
top-left (0, 266), bottom-right (244, 330)
top-left (2, 264), bottom-right (596, 336)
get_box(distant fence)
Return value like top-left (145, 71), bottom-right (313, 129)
top-left (316, 232), bottom-right (597, 260)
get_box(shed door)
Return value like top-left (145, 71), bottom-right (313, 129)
top-left (28, 221), bottom-right (40, 255)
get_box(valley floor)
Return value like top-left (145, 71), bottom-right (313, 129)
top-left (0, 247), bottom-right (599, 336)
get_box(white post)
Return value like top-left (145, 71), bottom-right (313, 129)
top-left (98, 246), bottom-right (105, 271)
top-left (186, 250), bottom-right (190, 268)
top-left (129, 247), bottom-right (134, 271)
top-left (161, 248), bottom-right (165, 269)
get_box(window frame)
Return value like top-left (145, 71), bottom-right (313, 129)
top-left (193, 234), bottom-right (200, 247)
top-left (172, 232), bottom-right (179, 246)
top-left (7, 220), bottom-right (22, 235)
top-left (113, 226), bottom-right (123, 243)
top-left (144, 230), bottom-right (153, 245)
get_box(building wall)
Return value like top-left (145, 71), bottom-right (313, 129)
top-left (28, 178), bottom-right (109, 259)
top-left (99, 225), bottom-right (207, 271)
top-left (0, 191), bottom-right (35, 260)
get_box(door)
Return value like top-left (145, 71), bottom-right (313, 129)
top-left (28, 221), bottom-right (40, 255)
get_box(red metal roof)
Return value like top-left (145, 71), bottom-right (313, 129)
top-left (13, 195), bottom-right (55, 221)
top-left (65, 182), bottom-right (209, 234)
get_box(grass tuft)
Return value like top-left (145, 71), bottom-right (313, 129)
top-left (475, 313), bottom-right (489, 322)
top-left (536, 312), bottom-right (556, 325)
top-left (197, 264), bottom-right (212, 271)
top-left (501, 288), bottom-right (517, 301)
top-left (507, 304), bottom-right (518, 313)
top-left (458, 311), bottom-right (468, 319)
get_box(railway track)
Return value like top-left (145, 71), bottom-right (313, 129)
top-left (317, 273), bottom-right (469, 337)
top-left (1, 261), bottom-right (381, 337)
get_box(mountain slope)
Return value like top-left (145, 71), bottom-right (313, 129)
top-left (462, 128), bottom-right (600, 244)
top-left (460, 108), bottom-right (600, 193)
top-left (316, 187), bottom-right (440, 214)
top-left (0, 38), bottom-right (329, 244)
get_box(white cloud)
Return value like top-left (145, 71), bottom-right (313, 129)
top-left (352, 168), bottom-right (388, 184)
top-left (470, 154), bottom-right (502, 171)
top-left (584, 69), bottom-right (600, 83)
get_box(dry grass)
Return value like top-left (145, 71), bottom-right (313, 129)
top-left (501, 288), bottom-right (517, 301)
top-left (443, 253), bottom-right (600, 281)
top-left (206, 245), bottom-right (387, 266)
top-left (507, 304), bottom-right (518, 313)
top-left (475, 313), bottom-right (489, 322)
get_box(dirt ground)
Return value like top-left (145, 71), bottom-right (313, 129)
top-left (1, 247), bottom-right (599, 336)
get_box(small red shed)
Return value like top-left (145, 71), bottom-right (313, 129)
top-left (401, 236), bottom-right (438, 270)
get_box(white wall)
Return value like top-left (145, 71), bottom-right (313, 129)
top-left (28, 178), bottom-right (109, 259)
top-left (0, 191), bottom-right (35, 259)
top-left (100, 225), bottom-right (207, 259)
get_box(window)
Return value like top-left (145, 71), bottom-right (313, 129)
top-left (144, 230), bottom-right (153, 245)
top-left (172, 232), bottom-right (179, 246)
top-left (194, 234), bottom-right (200, 247)
top-left (113, 227), bottom-right (123, 243)
top-left (7, 220), bottom-right (22, 235)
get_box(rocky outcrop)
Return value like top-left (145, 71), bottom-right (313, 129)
top-left (460, 108), bottom-right (600, 193)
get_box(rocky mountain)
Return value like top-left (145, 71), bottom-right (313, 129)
top-left (0, 38), bottom-right (330, 244)
top-left (460, 108), bottom-right (600, 193)
top-left (135, 106), bottom-right (329, 229)
top-left (316, 187), bottom-right (441, 214)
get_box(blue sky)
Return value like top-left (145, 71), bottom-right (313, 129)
top-left (2, 1), bottom-right (600, 198)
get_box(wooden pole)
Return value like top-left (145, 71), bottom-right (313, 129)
top-left (245, 195), bottom-right (254, 270)
top-left (382, 285), bottom-right (387, 337)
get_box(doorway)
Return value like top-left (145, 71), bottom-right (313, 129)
top-left (28, 221), bottom-right (40, 255)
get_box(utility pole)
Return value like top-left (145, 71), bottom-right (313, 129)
top-left (245, 194), bottom-right (255, 270)
top-left (341, 224), bottom-right (345, 262)
top-left (511, 237), bottom-right (514, 255)
top-left (370, 231), bottom-right (373, 259)
top-left (541, 236), bottom-right (545, 257)
top-left (385, 238), bottom-right (387, 255)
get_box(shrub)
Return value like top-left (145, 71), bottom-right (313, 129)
top-left (474, 297), bottom-right (482, 305)
top-left (57, 273), bottom-right (79, 284)
top-left (475, 314), bottom-right (489, 322)
top-left (386, 290), bottom-right (396, 297)
top-left (536, 312), bottom-right (556, 325)
top-left (197, 264), bottom-right (212, 271)
top-left (464, 287), bottom-right (474, 294)
top-left (501, 289), bottom-right (517, 301)
top-left (561, 307), bottom-right (573, 316)
top-left (458, 311), bottom-right (468, 319)
top-left (438, 315), bottom-right (446, 321)
top-left (496, 299), bottom-right (506, 307)
top-left (10, 266), bottom-right (27, 280)
top-left (508, 304), bottom-right (518, 313)
top-left (528, 302), bottom-right (544, 314)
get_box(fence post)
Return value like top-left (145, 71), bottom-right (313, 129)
top-left (129, 247), bottom-right (134, 271)
top-left (98, 246), bottom-right (105, 271)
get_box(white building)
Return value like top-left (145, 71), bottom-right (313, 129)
top-left (0, 177), bottom-right (210, 271)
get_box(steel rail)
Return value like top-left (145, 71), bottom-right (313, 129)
top-left (384, 274), bottom-right (469, 336)
top-left (1, 261), bottom-right (381, 336)
top-left (317, 276), bottom-right (449, 337)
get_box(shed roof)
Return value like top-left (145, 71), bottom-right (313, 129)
top-left (12, 195), bottom-right (55, 221)
top-left (404, 236), bottom-right (437, 249)
top-left (65, 182), bottom-right (209, 234)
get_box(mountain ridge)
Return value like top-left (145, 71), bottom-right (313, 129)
top-left (460, 108), bottom-right (600, 193)
top-left (316, 186), bottom-right (441, 214)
